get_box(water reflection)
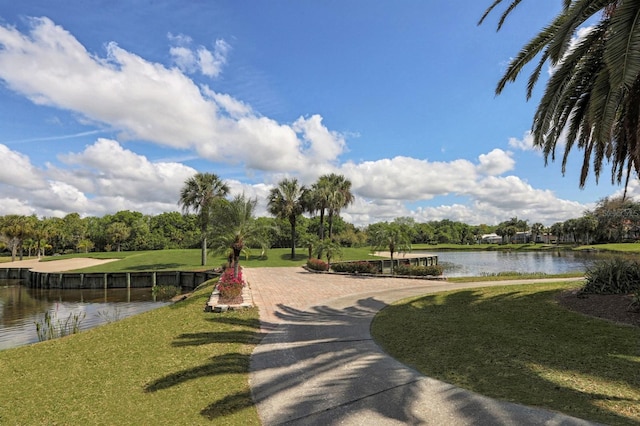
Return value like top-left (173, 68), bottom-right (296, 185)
top-left (0, 281), bottom-right (168, 351)
top-left (420, 250), bottom-right (602, 277)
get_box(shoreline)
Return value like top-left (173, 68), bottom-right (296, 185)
top-left (0, 257), bottom-right (120, 273)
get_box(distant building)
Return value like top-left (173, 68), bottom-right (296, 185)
top-left (480, 233), bottom-right (502, 244)
top-left (512, 231), bottom-right (530, 244)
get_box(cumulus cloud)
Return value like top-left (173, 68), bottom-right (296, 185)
top-left (477, 149), bottom-right (514, 175)
top-left (58, 138), bottom-right (198, 204)
top-left (0, 17), bottom-right (345, 174)
top-left (0, 144), bottom-right (47, 189)
top-left (168, 33), bottom-right (230, 78)
top-left (508, 130), bottom-right (535, 151)
top-left (342, 156), bottom-right (477, 200)
top-left (0, 18), bottom-right (594, 227)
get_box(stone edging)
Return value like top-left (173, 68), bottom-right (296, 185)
top-left (302, 265), bottom-right (446, 280)
top-left (204, 282), bottom-right (254, 313)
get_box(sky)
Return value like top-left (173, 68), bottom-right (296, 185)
top-left (0, 1), bottom-right (634, 227)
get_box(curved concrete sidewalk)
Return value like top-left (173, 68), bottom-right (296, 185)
top-left (245, 267), bottom-right (599, 425)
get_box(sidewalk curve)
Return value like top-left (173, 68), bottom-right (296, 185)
top-left (245, 267), bottom-right (599, 425)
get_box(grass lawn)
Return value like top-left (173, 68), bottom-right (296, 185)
top-left (371, 282), bottom-right (640, 425)
top-left (0, 283), bottom-right (261, 425)
top-left (575, 243), bottom-right (640, 253)
top-left (40, 247), bottom-right (384, 273)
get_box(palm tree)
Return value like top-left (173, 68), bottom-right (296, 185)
top-left (209, 194), bottom-right (270, 278)
top-left (299, 232), bottom-right (319, 259)
top-left (368, 222), bottom-right (412, 274)
top-left (179, 172), bottom-right (229, 266)
top-left (530, 222), bottom-right (544, 244)
top-left (304, 178), bottom-right (331, 241)
top-left (480, 1), bottom-right (640, 192)
top-left (267, 178), bottom-right (307, 259)
top-left (325, 174), bottom-right (355, 240)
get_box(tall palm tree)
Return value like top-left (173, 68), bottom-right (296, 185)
top-left (305, 178), bottom-right (331, 241)
top-left (480, 1), bottom-right (640, 192)
top-left (179, 172), bottom-right (229, 266)
top-left (267, 178), bottom-right (307, 259)
top-left (324, 173), bottom-right (355, 240)
top-left (209, 194), bottom-right (269, 278)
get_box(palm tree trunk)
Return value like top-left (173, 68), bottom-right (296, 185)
top-left (290, 219), bottom-right (296, 259)
top-left (201, 235), bottom-right (207, 266)
top-left (233, 248), bottom-right (241, 278)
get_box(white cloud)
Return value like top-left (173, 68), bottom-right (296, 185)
top-left (58, 138), bottom-right (197, 204)
top-left (508, 130), bottom-right (535, 151)
top-left (0, 18), bottom-right (344, 175)
top-left (0, 18), bottom-right (594, 227)
top-left (342, 156), bottom-right (477, 201)
top-left (0, 144), bottom-right (47, 189)
top-left (477, 148), bottom-right (515, 175)
top-left (293, 115), bottom-right (347, 164)
top-left (168, 33), bottom-right (229, 78)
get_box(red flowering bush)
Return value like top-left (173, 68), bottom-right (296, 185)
top-left (306, 258), bottom-right (329, 271)
top-left (217, 268), bottom-right (244, 299)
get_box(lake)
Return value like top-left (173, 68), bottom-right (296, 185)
top-left (0, 250), bottom-right (601, 351)
top-left (0, 282), bottom-right (169, 351)
top-left (424, 250), bottom-right (598, 277)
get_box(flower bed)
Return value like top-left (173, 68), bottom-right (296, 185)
top-left (306, 258), bottom-right (329, 271)
top-left (217, 268), bottom-right (244, 302)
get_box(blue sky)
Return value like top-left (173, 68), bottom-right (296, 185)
top-left (0, 1), bottom-right (631, 226)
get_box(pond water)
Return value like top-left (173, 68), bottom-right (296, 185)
top-left (423, 250), bottom-right (601, 277)
top-left (0, 281), bottom-right (169, 351)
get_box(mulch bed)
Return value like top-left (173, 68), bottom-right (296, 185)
top-left (556, 289), bottom-right (640, 327)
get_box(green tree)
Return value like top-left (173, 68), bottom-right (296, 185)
top-left (299, 232), bottom-right (319, 259)
top-left (324, 173), bottom-right (355, 240)
top-left (0, 215), bottom-right (30, 261)
top-left (368, 221), bottom-right (412, 274)
top-left (304, 178), bottom-right (331, 241)
top-left (62, 213), bottom-right (86, 253)
top-left (179, 172), bottom-right (229, 266)
top-left (210, 194), bottom-right (270, 278)
top-left (267, 178), bottom-right (307, 259)
top-left (106, 222), bottom-right (131, 252)
top-left (315, 238), bottom-right (343, 268)
top-left (530, 222), bottom-right (544, 243)
top-left (481, 1), bottom-right (640, 191)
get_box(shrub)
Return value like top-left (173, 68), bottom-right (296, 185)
top-left (152, 285), bottom-right (181, 301)
top-left (217, 268), bottom-right (244, 299)
top-left (306, 258), bottom-right (329, 271)
top-left (394, 264), bottom-right (444, 277)
top-left (35, 309), bottom-right (86, 342)
top-left (331, 261), bottom-right (379, 274)
top-left (581, 258), bottom-right (640, 295)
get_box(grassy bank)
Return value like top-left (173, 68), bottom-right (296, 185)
top-left (0, 283), bottom-right (261, 425)
top-left (38, 247), bottom-right (382, 273)
top-left (371, 282), bottom-right (640, 425)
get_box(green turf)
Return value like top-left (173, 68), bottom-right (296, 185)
top-left (0, 283), bottom-right (261, 425)
top-left (371, 282), bottom-right (640, 425)
top-left (40, 247), bottom-right (385, 272)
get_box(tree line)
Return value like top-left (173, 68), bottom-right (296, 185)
top-left (1, 177), bottom-right (638, 263)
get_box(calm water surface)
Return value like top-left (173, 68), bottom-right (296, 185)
top-left (420, 250), bottom-right (601, 277)
top-left (0, 281), bottom-right (168, 351)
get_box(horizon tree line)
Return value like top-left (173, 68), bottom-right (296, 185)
top-left (2, 190), bottom-right (639, 262)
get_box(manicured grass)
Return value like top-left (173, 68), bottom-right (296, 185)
top-left (371, 282), bottom-right (640, 425)
top-left (447, 271), bottom-right (584, 283)
top-left (45, 247), bottom-right (385, 272)
top-left (413, 243), bottom-right (570, 251)
top-left (0, 283), bottom-right (261, 425)
top-left (575, 243), bottom-right (640, 253)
